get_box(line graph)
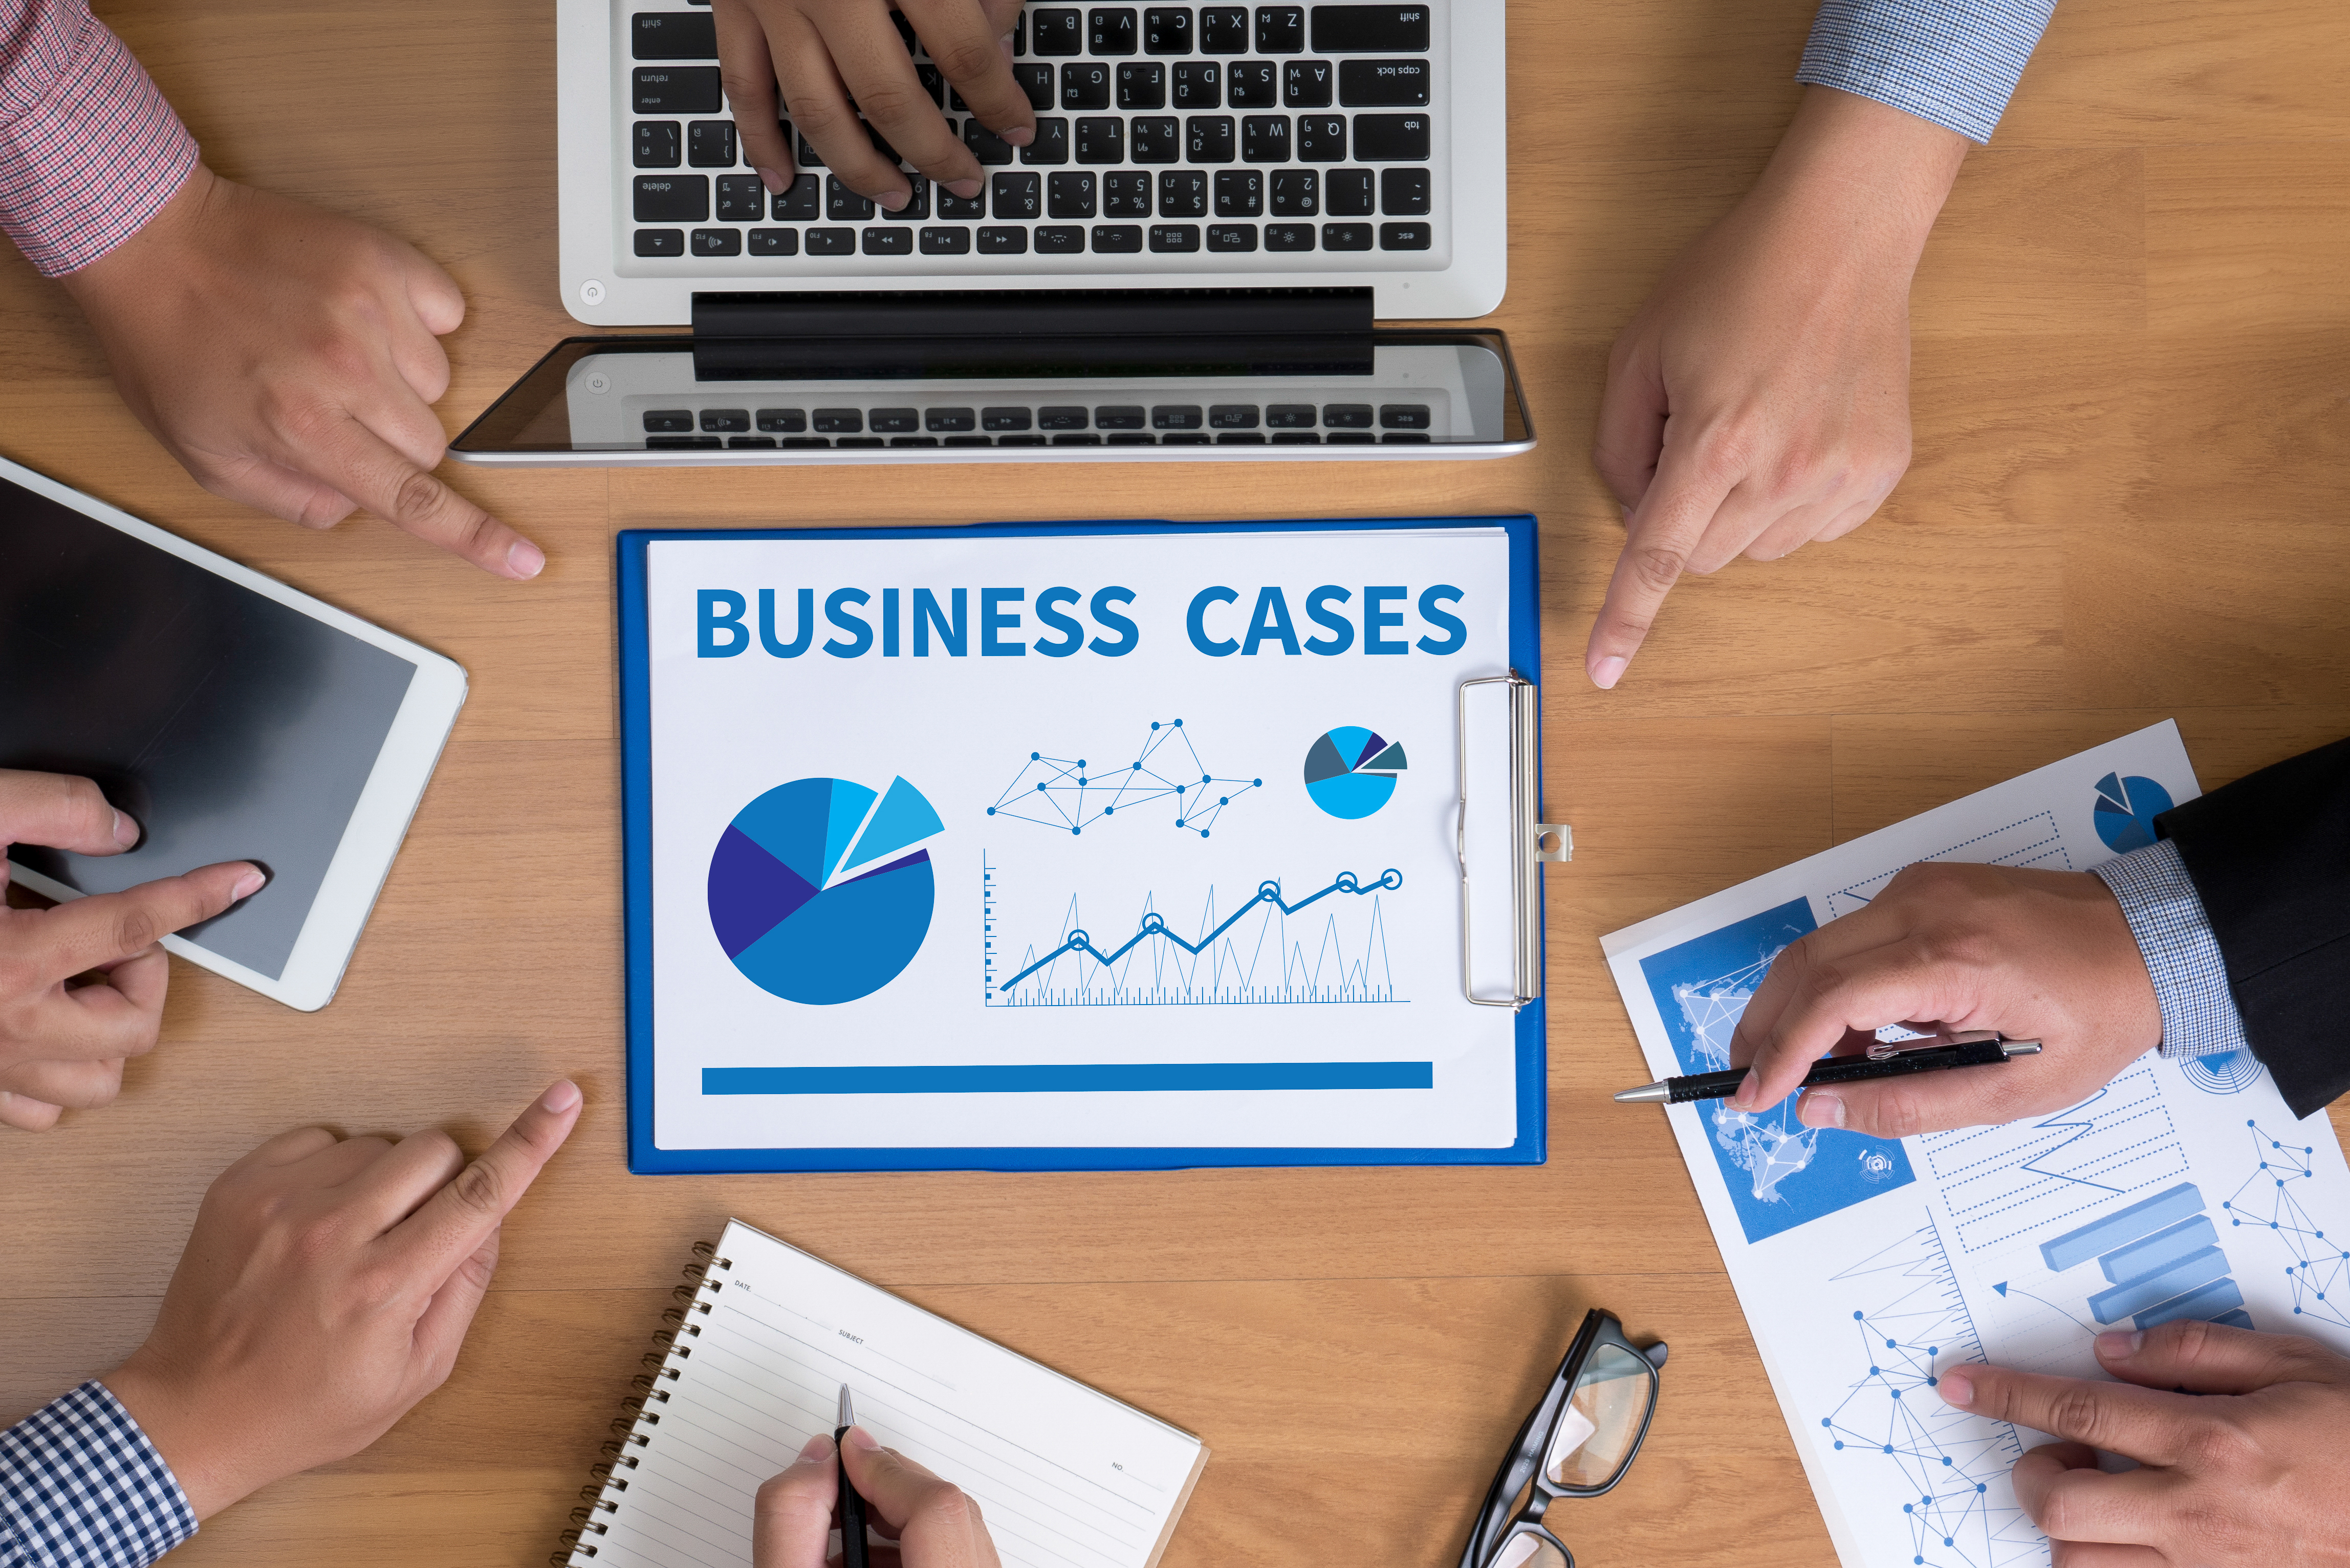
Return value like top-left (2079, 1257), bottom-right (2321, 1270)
top-left (987, 719), bottom-right (1263, 839)
top-left (984, 863), bottom-right (1404, 1006)
top-left (1823, 813), bottom-right (2074, 919)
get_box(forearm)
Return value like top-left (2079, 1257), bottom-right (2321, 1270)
top-left (0, 0), bottom-right (197, 276)
top-left (1797, 0), bottom-right (2060, 145)
top-left (0, 1382), bottom-right (196, 1568)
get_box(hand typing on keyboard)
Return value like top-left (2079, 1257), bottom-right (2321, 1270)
top-left (714, 0), bottom-right (1036, 207)
top-left (1583, 86), bottom-right (1970, 689)
top-left (58, 167), bottom-right (546, 580)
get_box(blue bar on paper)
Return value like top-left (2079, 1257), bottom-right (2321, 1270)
top-left (2211, 1308), bottom-right (2256, 1331)
top-left (2090, 1246), bottom-right (2229, 1324)
top-left (2101, 1215), bottom-right (2220, 1285)
top-left (2041, 1183), bottom-right (2205, 1272)
top-left (2135, 1276), bottom-right (2247, 1330)
top-left (702, 1062), bottom-right (1437, 1095)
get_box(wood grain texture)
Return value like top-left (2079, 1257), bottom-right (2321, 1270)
top-left (2, 0), bottom-right (2346, 1563)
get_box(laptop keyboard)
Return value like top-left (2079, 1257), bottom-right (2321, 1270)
top-left (623, 1), bottom-right (1445, 273)
top-left (637, 398), bottom-right (1437, 447)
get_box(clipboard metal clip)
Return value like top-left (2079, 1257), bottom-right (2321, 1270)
top-left (1457, 672), bottom-right (1568, 1011)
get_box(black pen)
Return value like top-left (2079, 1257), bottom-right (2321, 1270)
top-left (835, 1383), bottom-right (869, 1568)
top-left (1613, 1030), bottom-right (2042, 1105)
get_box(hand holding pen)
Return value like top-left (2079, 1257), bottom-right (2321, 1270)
top-left (750, 1386), bottom-right (1005, 1568)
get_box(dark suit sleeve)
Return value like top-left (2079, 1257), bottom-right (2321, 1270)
top-left (2155, 737), bottom-right (2350, 1118)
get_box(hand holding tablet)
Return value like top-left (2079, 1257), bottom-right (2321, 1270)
top-left (0, 770), bottom-right (263, 1133)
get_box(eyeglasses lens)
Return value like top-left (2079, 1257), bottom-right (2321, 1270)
top-left (1541, 1343), bottom-right (1653, 1490)
top-left (1489, 1530), bottom-right (1570, 1568)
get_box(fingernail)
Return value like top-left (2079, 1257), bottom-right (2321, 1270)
top-left (1590, 656), bottom-right (1627, 690)
top-left (755, 165), bottom-right (786, 193)
top-left (2095, 1330), bottom-right (2141, 1360)
top-left (947, 178), bottom-right (983, 199)
top-left (845, 1425), bottom-right (881, 1451)
top-left (1728, 1070), bottom-right (1757, 1110)
top-left (1939, 1369), bottom-right (1972, 1407)
top-left (232, 869), bottom-right (267, 900)
top-left (112, 809), bottom-right (138, 848)
top-left (507, 540), bottom-right (546, 579)
top-left (1004, 126), bottom-right (1034, 147)
top-left (539, 1079), bottom-right (582, 1113)
top-left (877, 189), bottom-right (911, 211)
top-left (797, 1431), bottom-right (835, 1463)
top-left (1799, 1091), bottom-right (1845, 1129)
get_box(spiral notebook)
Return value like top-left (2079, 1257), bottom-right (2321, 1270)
top-left (561, 1219), bottom-right (1209, 1567)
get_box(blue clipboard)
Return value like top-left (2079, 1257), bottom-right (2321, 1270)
top-left (618, 514), bottom-right (1547, 1173)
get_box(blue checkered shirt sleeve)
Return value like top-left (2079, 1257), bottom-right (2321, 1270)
top-left (2092, 838), bottom-right (2251, 1060)
top-left (1, 1383), bottom-right (195, 1568)
top-left (1797, 0), bottom-right (2059, 144)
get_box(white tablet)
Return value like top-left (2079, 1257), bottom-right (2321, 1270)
top-left (0, 452), bottom-right (467, 1011)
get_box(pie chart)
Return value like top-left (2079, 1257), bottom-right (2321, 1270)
top-left (1303, 727), bottom-right (1408, 819)
top-left (707, 775), bottom-right (944, 1005)
top-left (2092, 771), bottom-right (2174, 853)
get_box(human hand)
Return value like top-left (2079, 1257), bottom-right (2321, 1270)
top-left (0, 771), bottom-right (262, 1133)
top-left (715, 0), bottom-right (1033, 207)
top-left (57, 166), bottom-right (542, 580)
top-left (1940, 1319), bottom-right (2350, 1565)
top-left (103, 1080), bottom-right (584, 1517)
top-left (755, 1425), bottom-right (1003, 1568)
top-left (1585, 87), bottom-right (1970, 689)
top-left (1725, 861), bottom-right (2161, 1137)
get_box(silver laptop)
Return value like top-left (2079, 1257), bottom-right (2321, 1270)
top-left (451, 0), bottom-right (1523, 466)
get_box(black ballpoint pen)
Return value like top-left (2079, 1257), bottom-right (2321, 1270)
top-left (1612, 1030), bottom-right (2042, 1105)
top-left (835, 1383), bottom-right (869, 1568)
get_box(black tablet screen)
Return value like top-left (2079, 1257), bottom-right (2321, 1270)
top-left (0, 477), bottom-right (416, 979)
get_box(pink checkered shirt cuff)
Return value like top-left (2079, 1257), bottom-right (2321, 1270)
top-left (1, 0), bottom-right (198, 276)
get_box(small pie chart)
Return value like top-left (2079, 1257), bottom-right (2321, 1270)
top-left (2092, 771), bottom-right (2174, 853)
top-left (707, 775), bottom-right (943, 1005)
top-left (1303, 727), bottom-right (1408, 819)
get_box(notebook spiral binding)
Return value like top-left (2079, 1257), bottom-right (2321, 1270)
top-left (553, 1240), bottom-right (732, 1567)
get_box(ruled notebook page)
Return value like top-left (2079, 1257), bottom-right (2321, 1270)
top-left (576, 1219), bottom-right (1207, 1568)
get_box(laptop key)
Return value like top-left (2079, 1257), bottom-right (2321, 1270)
top-left (634, 67), bottom-right (721, 114)
top-left (648, 434), bottom-right (722, 448)
top-left (1035, 224), bottom-right (1086, 252)
top-left (815, 408), bottom-right (864, 433)
top-left (635, 176), bottom-right (708, 222)
top-left (1214, 169), bottom-right (1262, 216)
top-left (634, 121), bottom-right (682, 168)
top-left (871, 408), bottom-right (920, 433)
top-left (1014, 63), bottom-right (1054, 108)
top-left (1255, 5), bottom-right (1304, 52)
top-left (1091, 224), bottom-right (1144, 252)
top-left (643, 410), bottom-right (694, 432)
top-left (1382, 432), bottom-right (1430, 443)
top-left (1267, 403), bottom-right (1317, 427)
top-left (796, 132), bottom-right (826, 166)
top-left (1326, 430), bottom-right (1376, 444)
top-left (997, 433), bottom-right (1049, 446)
top-left (1381, 403), bottom-right (1431, 429)
top-left (748, 227), bottom-right (799, 254)
top-left (1210, 403), bottom-right (1260, 428)
top-left (1264, 222), bottom-right (1314, 250)
top-left (1149, 223), bottom-right (1202, 251)
top-left (983, 406), bottom-right (1034, 430)
top-left (1199, 6), bottom-right (1249, 52)
top-left (1322, 221), bottom-right (1372, 249)
top-left (1379, 165), bottom-right (1430, 214)
top-left (1103, 170), bottom-right (1152, 215)
top-left (837, 437), bottom-right (885, 447)
top-left (1022, 117), bottom-right (1071, 163)
top-left (1352, 112), bottom-right (1428, 159)
top-left (881, 175), bottom-right (931, 219)
top-left (756, 408), bottom-right (809, 432)
top-left (1039, 406), bottom-right (1089, 430)
top-left (977, 225), bottom-right (1030, 252)
top-left (1242, 115), bottom-right (1291, 162)
top-left (688, 119), bottom-right (737, 166)
top-left (992, 171), bottom-right (1042, 217)
top-left (1108, 433), bottom-right (1158, 445)
top-left (827, 177), bottom-right (875, 221)
top-left (1089, 8), bottom-right (1137, 53)
top-left (891, 13), bottom-right (918, 52)
top-left (1161, 432), bottom-right (1212, 444)
top-left (1062, 61), bottom-right (1111, 110)
top-left (729, 435), bottom-right (778, 449)
top-left (916, 63), bottom-right (946, 104)
top-left (965, 121), bottom-right (1014, 164)
top-left (632, 12), bottom-right (716, 59)
top-left (1284, 59), bottom-right (1334, 105)
top-left (716, 173), bottom-right (766, 221)
top-left (1379, 220), bottom-right (1430, 249)
top-left (1310, 5), bottom-right (1430, 51)
top-left (781, 437), bottom-right (831, 448)
top-left (861, 226), bottom-right (913, 253)
top-left (1159, 169), bottom-right (1208, 215)
top-left (1217, 431), bottom-right (1267, 444)
top-left (1032, 8), bottom-right (1083, 54)
top-left (1206, 222), bottom-right (1258, 250)
top-left (775, 172), bottom-right (821, 220)
top-left (1048, 170), bottom-right (1097, 218)
top-left (1130, 116), bottom-right (1181, 161)
top-left (1339, 59), bottom-right (1428, 106)
top-left (1096, 405), bottom-right (1147, 429)
top-left (1272, 431), bottom-right (1321, 443)
top-left (1269, 168), bottom-right (1318, 215)
top-left (891, 437), bottom-right (941, 446)
top-left (1295, 115), bottom-right (1345, 160)
top-left (805, 226), bottom-right (856, 254)
top-left (1186, 115), bottom-right (1235, 161)
top-left (937, 186), bottom-right (985, 219)
top-left (927, 407), bottom-right (978, 431)
top-left (691, 227), bottom-right (742, 256)
top-left (701, 408), bottom-right (750, 432)
top-left (944, 435), bottom-right (994, 447)
top-left (1172, 61), bottom-right (1222, 108)
top-left (1076, 116), bottom-right (1124, 163)
top-left (1118, 61), bottom-right (1166, 108)
top-left (1144, 6), bottom-right (1191, 51)
top-left (1325, 167), bottom-right (1373, 213)
top-left (920, 225), bottom-right (972, 253)
top-left (1322, 402), bottom-right (1373, 427)
top-left (1152, 404), bottom-right (1204, 429)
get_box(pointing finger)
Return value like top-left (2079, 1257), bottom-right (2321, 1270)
top-left (381, 1080), bottom-right (582, 1284)
top-left (28, 863), bottom-right (263, 985)
top-left (1938, 1364), bottom-right (2190, 1467)
top-left (267, 407), bottom-right (543, 580)
top-left (0, 771), bottom-right (141, 856)
top-left (1583, 434), bottom-right (1737, 689)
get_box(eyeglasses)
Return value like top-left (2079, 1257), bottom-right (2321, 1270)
top-left (1455, 1309), bottom-right (1668, 1568)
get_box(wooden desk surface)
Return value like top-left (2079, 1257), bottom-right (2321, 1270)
top-left (4, 1), bottom-right (2345, 1562)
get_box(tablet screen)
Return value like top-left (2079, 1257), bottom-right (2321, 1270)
top-left (0, 478), bottom-right (417, 981)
